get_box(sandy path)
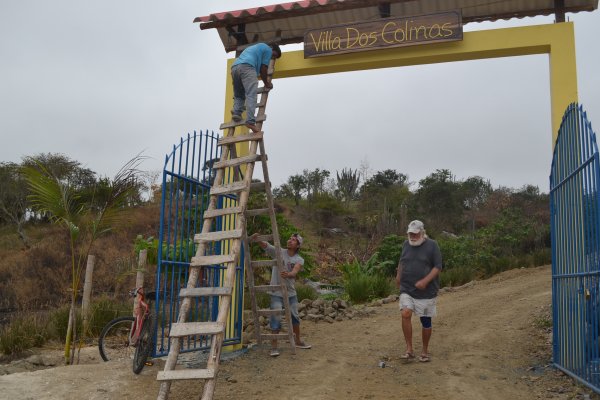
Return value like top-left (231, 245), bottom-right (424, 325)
top-left (1, 265), bottom-right (597, 400)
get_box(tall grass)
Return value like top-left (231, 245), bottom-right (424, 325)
top-left (0, 313), bottom-right (51, 356)
top-left (342, 261), bottom-right (395, 303)
top-left (0, 297), bottom-right (133, 357)
top-left (439, 266), bottom-right (475, 288)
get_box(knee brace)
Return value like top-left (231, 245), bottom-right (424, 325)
top-left (420, 316), bottom-right (432, 329)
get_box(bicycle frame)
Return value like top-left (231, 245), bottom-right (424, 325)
top-left (129, 287), bottom-right (150, 346)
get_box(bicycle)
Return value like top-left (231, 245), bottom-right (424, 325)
top-left (98, 287), bottom-right (156, 374)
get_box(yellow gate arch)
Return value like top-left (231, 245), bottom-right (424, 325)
top-left (223, 22), bottom-right (577, 144)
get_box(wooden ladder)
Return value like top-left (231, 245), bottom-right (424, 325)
top-left (156, 56), bottom-right (294, 400)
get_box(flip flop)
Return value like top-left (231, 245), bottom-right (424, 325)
top-left (400, 352), bottom-right (415, 360)
top-left (418, 354), bottom-right (430, 362)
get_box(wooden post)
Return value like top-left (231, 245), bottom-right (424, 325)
top-left (133, 249), bottom-right (147, 314)
top-left (81, 254), bottom-right (95, 336)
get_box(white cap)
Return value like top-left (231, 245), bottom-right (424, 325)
top-left (407, 220), bottom-right (425, 234)
top-left (292, 233), bottom-right (303, 246)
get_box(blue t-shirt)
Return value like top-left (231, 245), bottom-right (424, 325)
top-left (232, 43), bottom-right (272, 75)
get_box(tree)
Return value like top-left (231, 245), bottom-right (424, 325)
top-left (415, 169), bottom-right (463, 232)
top-left (0, 162), bottom-right (30, 247)
top-left (361, 169), bottom-right (408, 190)
top-left (303, 168), bottom-right (330, 203)
top-left (335, 168), bottom-right (360, 204)
top-left (24, 154), bottom-right (145, 364)
top-left (287, 174), bottom-right (307, 205)
top-left (461, 176), bottom-right (493, 234)
top-left (356, 169), bottom-right (412, 236)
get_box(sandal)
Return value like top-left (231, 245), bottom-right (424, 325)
top-left (418, 354), bottom-right (430, 362)
top-left (400, 352), bottom-right (415, 360)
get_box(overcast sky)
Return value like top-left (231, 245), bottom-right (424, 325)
top-left (1, 1), bottom-right (599, 193)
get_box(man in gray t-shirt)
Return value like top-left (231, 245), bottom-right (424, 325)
top-left (395, 220), bottom-right (442, 363)
top-left (250, 232), bottom-right (311, 356)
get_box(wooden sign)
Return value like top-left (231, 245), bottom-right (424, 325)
top-left (304, 11), bottom-right (462, 58)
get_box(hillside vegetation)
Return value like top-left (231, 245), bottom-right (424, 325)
top-left (0, 154), bottom-right (551, 357)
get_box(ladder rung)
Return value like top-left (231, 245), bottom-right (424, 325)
top-left (213, 154), bottom-right (262, 169)
top-left (257, 87), bottom-right (270, 94)
top-left (203, 206), bottom-right (243, 219)
top-left (169, 322), bottom-right (224, 338)
top-left (218, 132), bottom-right (263, 146)
top-left (250, 182), bottom-right (268, 192)
top-left (252, 234), bottom-right (273, 243)
top-left (179, 287), bottom-right (233, 298)
top-left (190, 254), bottom-right (236, 266)
top-left (220, 114), bottom-right (266, 130)
top-left (157, 369), bottom-right (216, 381)
top-left (257, 308), bottom-right (285, 316)
top-left (194, 229), bottom-right (243, 243)
top-left (210, 181), bottom-right (248, 196)
top-left (245, 208), bottom-right (270, 217)
top-left (260, 333), bottom-right (290, 340)
top-left (254, 285), bottom-right (280, 292)
top-left (251, 260), bottom-right (277, 268)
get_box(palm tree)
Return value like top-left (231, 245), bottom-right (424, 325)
top-left (24, 155), bottom-right (145, 364)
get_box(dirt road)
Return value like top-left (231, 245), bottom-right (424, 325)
top-left (1, 265), bottom-right (598, 399)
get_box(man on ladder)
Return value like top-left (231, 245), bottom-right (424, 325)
top-left (250, 232), bottom-right (312, 356)
top-left (230, 43), bottom-right (281, 132)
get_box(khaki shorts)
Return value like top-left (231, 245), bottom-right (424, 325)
top-left (399, 293), bottom-right (437, 317)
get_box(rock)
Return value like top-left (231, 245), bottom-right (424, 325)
top-left (306, 313), bottom-right (323, 322)
top-left (324, 316), bottom-right (334, 323)
top-left (325, 307), bottom-right (336, 315)
top-left (25, 355), bottom-right (45, 366)
top-left (242, 331), bottom-right (253, 344)
top-left (313, 298), bottom-right (325, 307)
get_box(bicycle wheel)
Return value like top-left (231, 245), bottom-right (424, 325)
top-left (98, 316), bottom-right (135, 362)
top-left (133, 313), bottom-right (155, 374)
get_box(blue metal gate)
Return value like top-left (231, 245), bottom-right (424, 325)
top-left (153, 130), bottom-right (244, 357)
top-left (550, 103), bottom-right (600, 391)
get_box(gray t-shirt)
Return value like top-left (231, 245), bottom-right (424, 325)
top-left (399, 238), bottom-right (443, 299)
top-left (264, 243), bottom-right (304, 297)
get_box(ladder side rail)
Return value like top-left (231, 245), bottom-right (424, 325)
top-left (258, 138), bottom-right (296, 354)
top-left (201, 140), bottom-right (260, 400)
top-left (242, 228), bottom-right (262, 345)
top-left (157, 130), bottom-right (237, 400)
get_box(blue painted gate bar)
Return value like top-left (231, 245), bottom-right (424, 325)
top-left (153, 130), bottom-right (244, 357)
top-left (550, 103), bottom-right (600, 392)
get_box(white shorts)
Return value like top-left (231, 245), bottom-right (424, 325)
top-left (399, 293), bottom-right (437, 317)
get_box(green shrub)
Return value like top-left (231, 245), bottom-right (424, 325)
top-left (0, 313), bottom-right (50, 356)
top-left (244, 290), bottom-right (270, 310)
top-left (296, 283), bottom-right (318, 301)
top-left (48, 305), bottom-right (83, 341)
top-left (440, 266), bottom-right (475, 288)
top-left (375, 235), bottom-right (403, 276)
top-left (533, 248), bottom-right (551, 266)
top-left (371, 275), bottom-right (395, 299)
top-left (344, 273), bottom-right (372, 303)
